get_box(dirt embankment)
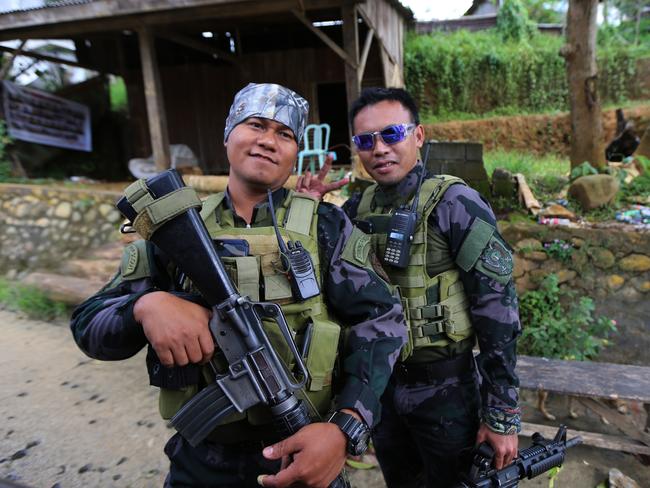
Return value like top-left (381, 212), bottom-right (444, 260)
top-left (424, 104), bottom-right (650, 156)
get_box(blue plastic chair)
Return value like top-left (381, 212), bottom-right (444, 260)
top-left (297, 123), bottom-right (335, 175)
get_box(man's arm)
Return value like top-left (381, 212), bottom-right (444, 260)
top-left (431, 184), bottom-right (521, 467)
top-left (70, 241), bottom-right (212, 367)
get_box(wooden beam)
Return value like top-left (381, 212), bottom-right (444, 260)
top-left (0, 0), bottom-right (344, 41)
top-left (158, 32), bottom-right (238, 64)
top-left (291, 9), bottom-right (357, 69)
top-left (0, 40), bottom-right (26, 79)
top-left (138, 26), bottom-right (170, 171)
top-left (358, 27), bottom-right (373, 85)
top-left (521, 422), bottom-right (650, 456)
top-left (0, 44), bottom-right (98, 72)
top-left (341, 3), bottom-right (360, 110)
top-left (356, 5), bottom-right (397, 66)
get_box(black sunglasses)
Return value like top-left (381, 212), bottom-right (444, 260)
top-left (352, 123), bottom-right (416, 151)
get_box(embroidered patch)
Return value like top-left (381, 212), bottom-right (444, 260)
top-left (354, 233), bottom-right (370, 263)
top-left (480, 239), bottom-right (513, 275)
top-left (122, 244), bottom-right (138, 276)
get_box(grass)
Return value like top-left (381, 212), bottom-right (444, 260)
top-left (0, 278), bottom-right (68, 321)
top-left (483, 149), bottom-right (570, 181)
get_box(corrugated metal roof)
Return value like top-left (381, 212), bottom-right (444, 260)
top-left (0, 0), bottom-right (95, 16)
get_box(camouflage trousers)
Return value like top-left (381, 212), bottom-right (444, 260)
top-left (372, 370), bottom-right (480, 488)
top-left (163, 432), bottom-right (281, 487)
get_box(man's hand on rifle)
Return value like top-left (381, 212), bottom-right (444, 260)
top-left (295, 154), bottom-right (349, 201)
top-left (134, 291), bottom-right (214, 367)
top-left (258, 421), bottom-right (348, 488)
top-left (475, 423), bottom-right (518, 469)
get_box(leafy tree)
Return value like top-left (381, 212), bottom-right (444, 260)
top-left (521, 0), bottom-right (566, 24)
top-left (497, 0), bottom-right (538, 42)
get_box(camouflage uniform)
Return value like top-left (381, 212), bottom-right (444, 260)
top-left (70, 186), bottom-right (407, 487)
top-left (343, 163), bottom-right (521, 488)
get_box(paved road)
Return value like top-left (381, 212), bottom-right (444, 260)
top-left (1, 310), bottom-right (647, 488)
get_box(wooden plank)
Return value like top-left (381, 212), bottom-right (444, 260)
top-left (358, 27), bottom-right (373, 85)
top-left (0, 40), bottom-right (26, 79)
top-left (514, 173), bottom-right (542, 216)
top-left (138, 26), bottom-right (171, 171)
top-left (0, 44), bottom-right (99, 72)
top-left (291, 9), bottom-right (357, 69)
top-left (517, 355), bottom-right (650, 403)
top-left (341, 3), bottom-right (360, 110)
top-left (521, 422), bottom-right (650, 456)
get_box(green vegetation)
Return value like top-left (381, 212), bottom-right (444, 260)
top-left (109, 76), bottom-right (128, 112)
top-left (0, 121), bottom-right (13, 182)
top-left (405, 1), bottom-right (646, 120)
top-left (519, 274), bottom-right (617, 360)
top-left (0, 278), bottom-right (68, 321)
top-left (484, 149), bottom-right (569, 200)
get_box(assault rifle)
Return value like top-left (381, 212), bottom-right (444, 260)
top-left (454, 425), bottom-right (581, 488)
top-left (117, 169), bottom-right (347, 487)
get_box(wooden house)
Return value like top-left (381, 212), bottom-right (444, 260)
top-left (0, 0), bottom-right (413, 174)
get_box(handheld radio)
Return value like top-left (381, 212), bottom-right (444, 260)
top-left (267, 190), bottom-right (320, 301)
top-left (382, 143), bottom-right (431, 269)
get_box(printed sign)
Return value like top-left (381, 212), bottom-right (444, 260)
top-left (2, 80), bottom-right (91, 151)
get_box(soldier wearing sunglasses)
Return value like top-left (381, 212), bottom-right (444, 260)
top-left (296, 87), bottom-right (521, 488)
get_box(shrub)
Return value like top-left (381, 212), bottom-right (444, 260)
top-left (519, 274), bottom-right (617, 360)
top-left (0, 279), bottom-right (68, 321)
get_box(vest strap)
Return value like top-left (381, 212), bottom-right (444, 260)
top-left (284, 193), bottom-right (317, 236)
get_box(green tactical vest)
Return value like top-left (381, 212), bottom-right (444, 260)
top-left (159, 190), bottom-right (341, 427)
top-left (356, 176), bottom-right (475, 362)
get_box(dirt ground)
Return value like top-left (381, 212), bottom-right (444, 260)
top-left (1, 310), bottom-right (648, 488)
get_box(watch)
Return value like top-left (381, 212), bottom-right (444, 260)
top-left (327, 411), bottom-right (371, 456)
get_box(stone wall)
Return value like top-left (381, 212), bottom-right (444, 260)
top-left (501, 222), bottom-right (650, 366)
top-left (0, 183), bottom-right (122, 278)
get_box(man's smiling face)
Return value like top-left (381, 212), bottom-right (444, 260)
top-left (352, 100), bottom-right (424, 186)
top-left (225, 116), bottom-right (298, 191)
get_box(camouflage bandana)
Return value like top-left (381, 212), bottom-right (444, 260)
top-left (224, 83), bottom-right (309, 143)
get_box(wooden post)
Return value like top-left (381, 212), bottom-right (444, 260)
top-left (341, 2), bottom-right (360, 111)
top-left (138, 26), bottom-right (170, 171)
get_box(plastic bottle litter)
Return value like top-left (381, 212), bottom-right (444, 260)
top-left (538, 217), bottom-right (571, 226)
top-left (615, 205), bottom-right (650, 228)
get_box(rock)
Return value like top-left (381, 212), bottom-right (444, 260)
top-left (607, 275), bottom-right (625, 290)
top-left (556, 269), bottom-right (577, 283)
top-left (587, 247), bottom-right (616, 269)
top-left (513, 258), bottom-right (537, 278)
top-left (527, 251), bottom-right (548, 262)
top-left (635, 280), bottom-right (650, 292)
top-left (53, 202), bottom-right (72, 219)
top-left (619, 254), bottom-right (650, 272)
top-left (491, 168), bottom-right (515, 198)
top-left (538, 204), bottom-right (576, 220)
top-left (568, 174), bottom-right (619, 210)
top-left (609, 468), bottom-right (641, 488)
top-left (515, 238), bottom-right (543, 252)
top-left (529, 269), bottom-right (550, 283)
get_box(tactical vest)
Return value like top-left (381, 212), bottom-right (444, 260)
top-left (355, 176), bottom-right (474, 361)
top-left (159, 190), bottom-right (341, 427)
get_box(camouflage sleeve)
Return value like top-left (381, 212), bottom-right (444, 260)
top-left (316, 203), bottom-right (407, 428)
top-left (431, 184), bottom-right (522, 435)
top-left (70, 241), bottom-right (175, 361)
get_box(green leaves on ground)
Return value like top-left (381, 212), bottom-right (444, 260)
top-left (0, 278), bottom-right (68, 321)
top-left (519, 274), bottom-right (617, 361)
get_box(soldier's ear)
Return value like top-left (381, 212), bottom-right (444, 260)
top-left (414, 124), bottom-right (425, 148)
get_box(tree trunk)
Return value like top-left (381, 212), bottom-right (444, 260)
top-left (561, 0), bottom-right (606, 169)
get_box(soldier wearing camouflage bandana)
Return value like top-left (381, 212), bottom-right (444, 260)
top-left (297, 87), bottom-right (521, 488)
top-left (70, 83), bottom-right (407, 487)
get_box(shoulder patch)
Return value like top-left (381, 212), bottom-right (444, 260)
top-left (341, 227), bottom-right (371, 267)
top-left (480, 238), bottom-right (513, 276)
top-left (120, 240), bottom-right (152, 281)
